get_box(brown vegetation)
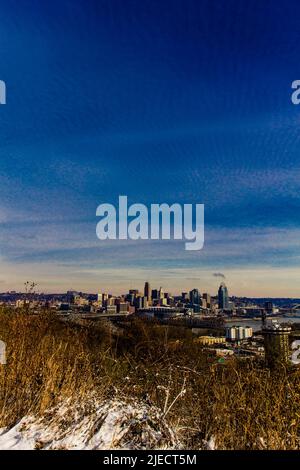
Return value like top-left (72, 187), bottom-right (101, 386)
top-left (1, 308), bottom-right (300, 449)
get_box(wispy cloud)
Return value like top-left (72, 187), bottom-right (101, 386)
top-left (213, 272), bottom-right (226, 279)
top-left (1, 218), bottom-right (300, 295)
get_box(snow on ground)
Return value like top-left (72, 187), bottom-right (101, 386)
top-left (0, 397), bottom-right (179, 450)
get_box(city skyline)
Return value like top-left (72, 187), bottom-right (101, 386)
top-left (1, 1), bottom-right (300, 296)
top-left (2, 275), bottom-right (300, 300)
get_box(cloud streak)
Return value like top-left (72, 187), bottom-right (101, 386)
top-left (213, 273), bottom-right (226, 279)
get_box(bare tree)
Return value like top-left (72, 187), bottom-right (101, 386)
top-left (23, 281), bottom-right (37, 313)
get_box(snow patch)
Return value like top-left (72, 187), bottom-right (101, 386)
top-left (0, 397), bottom-right (179, 450)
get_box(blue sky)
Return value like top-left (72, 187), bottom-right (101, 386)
top-left (1, 0), bottom-right (300, 295)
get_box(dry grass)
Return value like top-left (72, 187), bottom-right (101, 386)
top-left (0, 309), bottom-right (124, 425)
top-left (1, 307), bottom-right (300, 449)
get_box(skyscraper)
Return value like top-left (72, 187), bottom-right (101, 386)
top-left (203, 293), bottom-right (211, 308)
top-left (189, 288), bottom-right (200, 305)
top-left (144, 282), bottom-right (151, 301)
top-left (218, 283), bottom-right (229, 309)
top-left (151, 289), bottom-right (159, 303)
top-left (159, 286), bottom-right (164, 300)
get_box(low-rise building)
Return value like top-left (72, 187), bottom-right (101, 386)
top-left (195, 336), bottom-right (226, 346)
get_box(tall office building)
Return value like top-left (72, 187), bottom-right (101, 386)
top-left (181, 292), bottom-right (189, 302)
top-left (189, 289), bottom-right (200, 305)
top-left (218, 283), bottom-right (229, 309)
top-left (144, 282), bottom-right (151, 301)
top-left (262, 319), bottom-right (291, 368)
top-left (152, 289), bottom-right (158, 301)
top-left (134, 296), bottom-right (148, 309)
top-left (203, 293), bottom-right (211, 308)
top-left (134, 296), bottom-right (143, 310)
top-left (159, 287), bottom-right (164, 300)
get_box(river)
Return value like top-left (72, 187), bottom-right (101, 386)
top-left (224, 315), bottom-right (300, 332)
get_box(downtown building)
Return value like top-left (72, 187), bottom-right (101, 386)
top-left (225, 326), bottom-right (253, 341)
top-left (218, 283), bottom-right (229, 310)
